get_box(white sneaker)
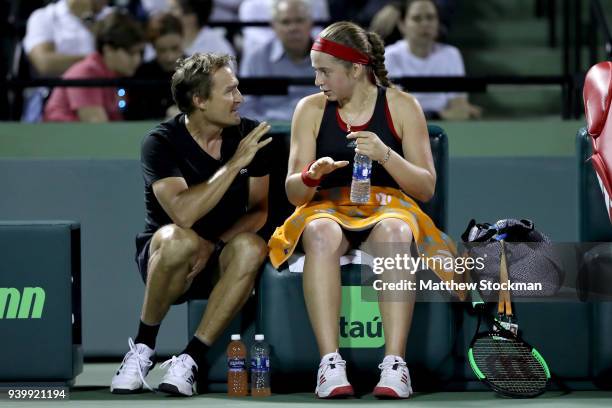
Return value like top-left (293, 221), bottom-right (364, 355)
top-left (157, 354), bottom-right (198, 396)
top-left (373, 355), bottom-right (413, 398)
top-left (110, 338), bottom-right (155, 394)
top-left (315, 351), bottom-right (354, 398)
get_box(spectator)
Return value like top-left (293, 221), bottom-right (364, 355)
top-left (24, 0), bottom-right (109, 77)
top-left (239, 0), bottom-right (319, 121)
top-left (238, 0), bottom-right (328, 60)
top-left (21, 0), bottom-right (110, 122)
top-left (369, 0), bottom-right (458, 42)
top-left (384, 0), bottom-right (481, 120)
top-left (125, 13), bottom-right (184, 120)
top-left (44, 11), bottom-right (145, 122)
top-left (168, 0), bottom-right (235, 57)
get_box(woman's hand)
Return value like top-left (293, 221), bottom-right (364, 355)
top-left (347, 131), bottom-right (388, 162)
top-left (307, 157), bottom-right (349, 180)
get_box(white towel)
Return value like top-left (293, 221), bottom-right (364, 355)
top-left (287, 250), bottom-right (375, 273)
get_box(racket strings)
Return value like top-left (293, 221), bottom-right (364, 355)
top-left (472, 337), bottom-right (547, 393)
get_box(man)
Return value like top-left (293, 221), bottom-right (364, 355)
top-left (238, 0), bottom-right (329, 57)
top-left (22, 0), bottom-right (110, 121)
top-left (110, 53), bottom-right (272, 396)
top-left (239, 0), bottom-right (319, 121)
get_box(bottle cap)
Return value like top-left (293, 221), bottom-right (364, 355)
top-left (231, 334), bottom-right (241, 341)
top-left (254, 334), bottom-right (264, 341)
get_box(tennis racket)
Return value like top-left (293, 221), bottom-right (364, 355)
top-left (468, 240), bottom-right (551, 398)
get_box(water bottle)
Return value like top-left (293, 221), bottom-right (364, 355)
top-left (227, 334), bottom-right (248, 396)
top-left (250, 334), bottom-right (271, 397)
top-left (350, 152), bottom-right (372, 204)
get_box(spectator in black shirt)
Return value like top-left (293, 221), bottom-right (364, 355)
top-left (110, 53), bottom-right (272, 397)
top-left (126, 13), bottom-right (185, 120)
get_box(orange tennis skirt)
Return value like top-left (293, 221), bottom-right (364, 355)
top-left (268, 186), bottom-right (466, 299)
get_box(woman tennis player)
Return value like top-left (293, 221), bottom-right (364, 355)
top-left (269, 21), bottom-right (459, 399)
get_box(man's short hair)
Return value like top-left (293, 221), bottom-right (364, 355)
top-left (171, 53), bottom-right (234, 114)
top-left (94, 11), bottom-right (145, 52)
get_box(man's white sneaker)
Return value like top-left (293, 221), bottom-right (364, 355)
top-left (157, 354), bottom-right (198, 396)
top-left (110, 338), bottom-right (155, 394)
top-left (315, 352), bottom-right (354, 398)
top-left (373, 355), bottom-right (413, 398)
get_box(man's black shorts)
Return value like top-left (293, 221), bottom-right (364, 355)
top-left (135, 232), bottom-right (219, 304)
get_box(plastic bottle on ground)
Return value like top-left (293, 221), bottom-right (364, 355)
top-left (227, 334), bottom-right (248, 396)
top-left (250, 334), bottom-right (271, 397)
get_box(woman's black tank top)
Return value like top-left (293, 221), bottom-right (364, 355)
top-left (316, 86), bottom-right (403, 190)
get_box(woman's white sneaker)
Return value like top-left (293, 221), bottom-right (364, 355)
top-left (157, 354), bottom-right (198, 396)
top-left (110, 338), bottom-right (155, 394)
top-left (373, 355), bottom-right (413, 399)
top-left (315, 352), bottom-right (354, 398)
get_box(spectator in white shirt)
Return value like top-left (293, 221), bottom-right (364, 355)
top-left (167, 0), bottom-right (235, 57)
top-left (385, 0), bottom-right (481, 120)
top-left (24, 0), bottom-right (109, 76)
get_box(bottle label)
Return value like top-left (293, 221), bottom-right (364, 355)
top-left (228, 358), bottom-right (246, 372)
top-left (353, 163), bottom-right (371, 181)
top-left (250, 357), bottom-right (270, 373)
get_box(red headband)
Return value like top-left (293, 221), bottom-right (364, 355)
top-left (311, 37), bottom-right (370, 65)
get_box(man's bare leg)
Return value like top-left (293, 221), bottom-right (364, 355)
top-left (111, 224), bottom-right (199, 394)
top-left (194, 232), bottom-right (267, 344)
top-left (141, 224), bottom-right (200, 325)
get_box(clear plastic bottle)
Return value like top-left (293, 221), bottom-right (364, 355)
top-left (250, 334), bottom-right (271, 397)
top-left (227, 334), bottom-right (248, 396)
top-left (350, 152), bottom-right (372, 204)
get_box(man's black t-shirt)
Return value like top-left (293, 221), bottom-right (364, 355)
top-left (140, 114), bottom-right (270, 241)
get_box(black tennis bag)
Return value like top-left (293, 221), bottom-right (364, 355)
top-left (461, 218), bottom-right (564, 298)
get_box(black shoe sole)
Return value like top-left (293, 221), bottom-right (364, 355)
top-left (157, 382), bottom-right (192, 397)
top-left (111, 388), bottom-right (146, 394)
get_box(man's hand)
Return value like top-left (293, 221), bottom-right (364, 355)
top-left (346, 131), bottom-right (388, 162)
top-left (230, 122), bottom-right (272, 169)
top-left (306, 157), bottom-right (349, 180)
top-left (187, 238), bottom-right (216, 281)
